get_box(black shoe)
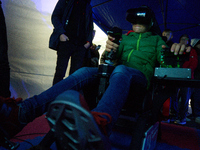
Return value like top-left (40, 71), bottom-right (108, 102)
top-left (0, 97), bottom-right (24, 139)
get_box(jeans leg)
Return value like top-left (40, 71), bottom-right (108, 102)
top-left (92, 65), bottom-right (147, 127)
top-left (190, 88), bottom-right (195, 115)
top-left (19, 67), bottom-right (99, 123)
top-left (170, 88), bottom-right (179, 117)
top-left (179, 87), bottom-right (191, 119)
top-left (192, 88), bottom-right (200, 117)
top-left (152, 86), bottom-right (178, 123)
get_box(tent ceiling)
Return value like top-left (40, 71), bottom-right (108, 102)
top-left (91, 0), bottom-right (200, 42)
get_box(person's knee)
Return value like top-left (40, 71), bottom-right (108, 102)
top-left (112, 65), bottom-right (127, 74)
top-left (110, 65), bottom-right (130, 81)
top-left (72, 67), bottom-right (88, 74)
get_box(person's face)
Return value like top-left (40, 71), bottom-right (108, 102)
top-left (162, 32), bottom-right (173, 41)
top-left (180, 36), bottom-right (189, 45)
top-left (132, 24), bottom-right (148, 33)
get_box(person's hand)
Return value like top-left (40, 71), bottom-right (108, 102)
top-left (105, 35), bottom-right (119, 52)
top-left (162, 43), bottom-right (191, 55)
top-left (170, 43), bottom-right (191, 55)
top-left (91, 57), bottom-right (99, 66)
top-left (60, 34), bottom-right (69, 41)
top-left (84, 42), bottom-right (90, 49)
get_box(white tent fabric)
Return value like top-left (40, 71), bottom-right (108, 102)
top-left (2, 0), bottom-right (107, 99)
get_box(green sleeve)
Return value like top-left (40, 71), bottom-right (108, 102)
top-left (115, 41), bottom-right (123, 60)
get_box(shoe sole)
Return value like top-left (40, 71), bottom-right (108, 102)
top-left (174, 122), bottom-right (186, 125)
top-left (161, 120), bottom-right (170, 123)
top-left (46, 90), bottom-right (108, 150)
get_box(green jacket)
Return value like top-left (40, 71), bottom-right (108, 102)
top-left (114, 31), bottom-right (166, 88)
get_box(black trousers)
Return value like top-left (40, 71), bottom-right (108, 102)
top-left (53, 41), bottom-right (86, 85)
top-left (0, 2), bottom-right (11, 97)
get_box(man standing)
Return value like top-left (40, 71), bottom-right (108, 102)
top-left (162, 29), bottom-right (174, 47)
top-left (0, 1), bottom-right (11, 98)
top-left (49, 0), bottom-right (93, 85)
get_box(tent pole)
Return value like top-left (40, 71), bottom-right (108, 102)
top-left (159, 0), bottom-right (166, 29)
top-left (164, 0), bottom-right (168, 29)
top-left (92, 0), bottom-right (112, 8)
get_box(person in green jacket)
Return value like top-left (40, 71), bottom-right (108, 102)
top-left (0, 6), bottom-right (192, 149)
top-left (105, 6), bottom-right (166, 89)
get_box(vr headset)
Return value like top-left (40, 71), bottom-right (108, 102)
top-left (126, 7), bottom-right (154, 27)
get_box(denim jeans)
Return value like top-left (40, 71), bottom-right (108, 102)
top-left (20, 65), bottom-right (147, 129)
top-left (170, 87), bottom-right (191, 119)
top-left (191, 88), bottom-right (200, 117)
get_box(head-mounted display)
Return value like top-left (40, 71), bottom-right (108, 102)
top-left (126, 7), bottom-right (153, 27)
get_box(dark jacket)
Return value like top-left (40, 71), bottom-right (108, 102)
top-left (182, 48), bottom-right (198, 79)
top-left (194, 55), bottom-right (200, 79)
top-left (49, 0), bottom-right (93, 50)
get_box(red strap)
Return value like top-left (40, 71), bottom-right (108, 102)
top-left (127, 30), bottom-right (134, 35)
top-left (91, 111), bottom-right (112, 135)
